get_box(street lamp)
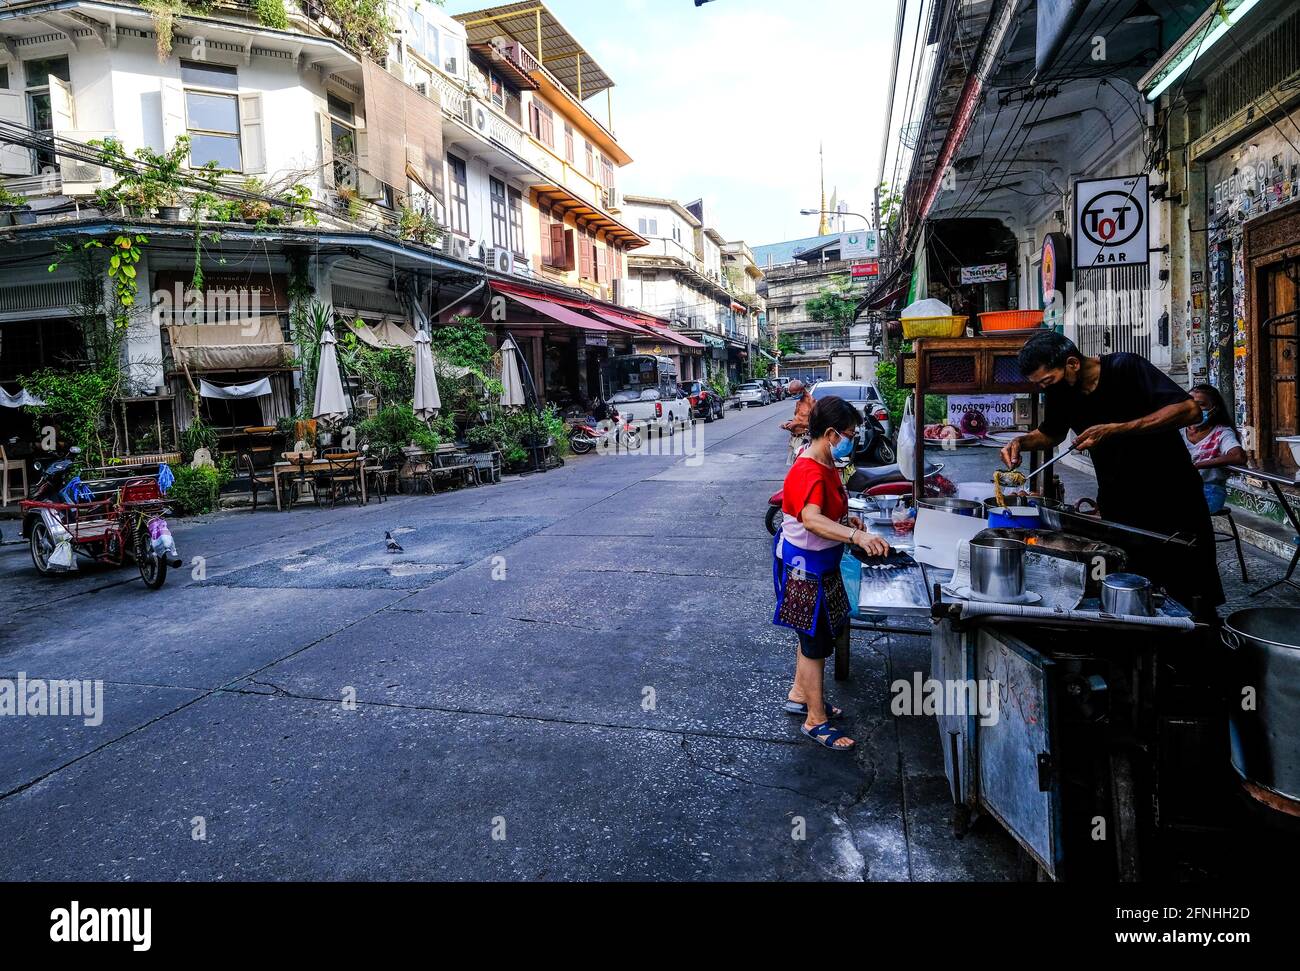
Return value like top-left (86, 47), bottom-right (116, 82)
top-left (800, 208), bottom-right (874, 229)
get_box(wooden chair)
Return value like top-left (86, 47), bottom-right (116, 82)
top-left (239, 451), bottom-right (282, 513)
top-left (362, 446), bottom-right (397, 503)
top-left (314, 448), bottom-right (363, 507)
top-left (0, 444), bottom-right (28, 505)
top-left (471, 449), bottom-right (502, 485)
top-left (242, 426), bottom-right (278, 469)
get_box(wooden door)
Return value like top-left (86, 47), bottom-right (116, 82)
top-left (1262, 260), bottom-right (1299, 468)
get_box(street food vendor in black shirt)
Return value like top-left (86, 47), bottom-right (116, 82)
top-left (1000, 332), bottom-right (1225, 619)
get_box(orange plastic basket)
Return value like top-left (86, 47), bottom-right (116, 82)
top-left (978, 310), bottom-right (1044, 332)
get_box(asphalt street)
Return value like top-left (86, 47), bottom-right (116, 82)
top-left (0, 400), bottom-right (1029, 880)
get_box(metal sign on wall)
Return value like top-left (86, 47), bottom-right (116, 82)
top-left (840, 231), bottom-right (879, 260)
top-left (1073, 175), bottom-right (1149, 268)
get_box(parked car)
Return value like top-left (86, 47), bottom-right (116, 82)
top-left (679, 381), bottom-right (725, 422)
top-left (810, 380), bottom-right (893, 439)
top-left (736, 381), bottom-right (770, 407)
top-left (761, 378), bottom-right (784, 401)
top-left (605, 354), bottom-right (694, 436)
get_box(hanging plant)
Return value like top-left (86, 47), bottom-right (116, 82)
top-left (142, 0), bottom-right (183, 61)
top-left (256, 0), bottom-right (290, 29)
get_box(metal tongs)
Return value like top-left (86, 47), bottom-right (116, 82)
top-left (994, 442), bottom-right (1079, 494)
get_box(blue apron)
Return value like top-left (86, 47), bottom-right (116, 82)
top-left (772, 529), bottom-right (851, 638)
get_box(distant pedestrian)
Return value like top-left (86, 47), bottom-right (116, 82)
top-left (780, 379), bottom-right (814, 466)
top-left (774, 396), bottom-right (890, 752)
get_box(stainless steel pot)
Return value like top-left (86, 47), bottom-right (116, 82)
top-left (1100, 573), bottom-right (1154, 616)
top-left (969, 536), bottom-right (1025, 600)
top-left (918, 496), bottom-right (985, 517)
top-left (1223, 608), bottom-right (1300, 802)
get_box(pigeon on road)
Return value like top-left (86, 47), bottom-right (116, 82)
top-left (385, 531), bottom-right (404, 553)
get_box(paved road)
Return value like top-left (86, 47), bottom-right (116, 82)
top-left (0, 402), bottom-right (1022, 881)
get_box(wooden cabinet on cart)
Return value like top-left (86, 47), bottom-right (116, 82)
top-left (899, 335), bottom-right (1048, 497)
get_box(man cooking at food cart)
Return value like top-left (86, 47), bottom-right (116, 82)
top-left (1000, 332), bottom-right (1224, 620)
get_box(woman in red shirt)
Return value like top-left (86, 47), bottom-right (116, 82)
top-left (774, 396), bottom-right (890, 751)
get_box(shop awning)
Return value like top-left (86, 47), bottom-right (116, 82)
top-left (586, 308), bottom-right (660, 338)
top-left (166, 319), bottom-right (295, 372)
top-left (347, 318), bottom-right (416, 349)
top-left (642, 323), bottom-right (705, 350)
top-left (506, 292), bottom-right (619, 332)
top-left (0, 386), bottom-right (44, 408)
top-left (700, 333), bottom-right (726, 349)
top-left (199, 377), bottom-right (273, 400)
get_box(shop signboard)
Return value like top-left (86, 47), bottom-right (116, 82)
top-left (850, 260), bottom-right (880, 278)
top-left (959, 263), bottom-right (1007, 285)
top-left (1073, 175), bottom-right (1149, 268)
top-left (840, 230), bottom-right (879, 260)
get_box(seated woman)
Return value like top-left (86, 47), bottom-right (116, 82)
top-left (774, 396), bottom-right (890, 752)
top-left (1183, 383), bottom-right (1247, 514)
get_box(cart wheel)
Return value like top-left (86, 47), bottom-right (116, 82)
top-left (29, 519), bottom-right (58, 576)
top-left (135, 520), bottom-right (167, 590)
top-left (833, 625), bottom-right (851, 681)
top-left (765, 503), bottom-right (782, 536)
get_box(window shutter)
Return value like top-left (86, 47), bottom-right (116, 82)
top-left (316, 111), bottom-right (335, 189)
top-left (548, 223), bottom-right (566, 267)
top-left (48, 75), bottom-right (76, 135)
top-left (595, 244), bottom-right (607, 284)
top-left (0, 90), bottom-right (30, 174)
top-left (578, 236), bottom-right (593, 279)
top-left (563, 228), bottom-right (576, 271)
top-left (160, 78), bottom-right (186, 150)
top-left (356, 130), bottom-right (385, 200)
top-left (529, 102), bottom-right (540, 139)
top-left (239, 93), bottom-right (266, 174)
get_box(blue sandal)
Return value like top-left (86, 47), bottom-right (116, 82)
top-left (801, 721), bottom-right (855, 751)
top-left (783, 699), bottom-right (843, 719)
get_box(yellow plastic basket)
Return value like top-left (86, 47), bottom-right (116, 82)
top-left (901, 315), bottom-right (968, 339)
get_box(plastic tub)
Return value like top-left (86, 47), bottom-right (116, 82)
top-left (901, 315), bottom-right (968, 339)
top-left (978, 310), bottom-right (1044, 331)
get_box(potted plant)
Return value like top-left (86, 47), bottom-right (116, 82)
top-left (398, 205), bottom-right (442, 245)
top-left (0, 183), bottom-right (30, 226)
top-left (92, 135), bottom-right (190, 220)
top-left (238, 176), bottom-right (272, 223)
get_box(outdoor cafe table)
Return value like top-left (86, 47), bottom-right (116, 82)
top-left (1229, 462), bottom-right (1300, 596)
top-left (272, 455), bottom-right (366, 511)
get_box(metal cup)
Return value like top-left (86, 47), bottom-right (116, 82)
top-left (1100, 573), bottom-right (1153, 616)
top-left (969, 536), bottom-right (1025, 601)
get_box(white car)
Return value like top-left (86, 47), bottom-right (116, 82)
top-left (735, 382), bottom-right (770, 407)
top-left (810, 381), bottom-right (892, 439)
top-left (607, 354), bottom-right (694, 436)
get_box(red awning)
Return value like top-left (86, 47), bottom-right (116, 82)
top-left (586, 308), bottom-right (664, 339)
top-left (641, 323), bottom-right (706, 350)
top-left (503, 291), bottom-right (618, 332)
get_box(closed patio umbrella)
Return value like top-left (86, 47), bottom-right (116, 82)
top-left (412, 326), bottom-right (440, 420)
top-left (312, 327), bottom-right (348, 424)
top-left (498, 337), bottom-right (525, 408)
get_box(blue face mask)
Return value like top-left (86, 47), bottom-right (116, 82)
top-left (1199, 409), bottom-right (1213, 427)
top-left (831, 431), bottom-right (855, 461)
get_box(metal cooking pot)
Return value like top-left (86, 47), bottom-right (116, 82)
top-left (918, 496), bottom-right (985, 517)
top-left (1100, 572), bottom-right (1154, 616)
top-left (1223, 608), bottom-right (1300, 802)
top-left (969, 536), bottom-right (1025, 601)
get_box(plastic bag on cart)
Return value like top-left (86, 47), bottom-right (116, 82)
top-left (148, 516), bottom-right (181, 566)
top-left (897, 393), bottom-right (917, 482)
top-left (39, 508), bottom-right (77, 571)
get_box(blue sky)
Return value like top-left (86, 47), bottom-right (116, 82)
top-left (456, 0), bottom-right (901, 248)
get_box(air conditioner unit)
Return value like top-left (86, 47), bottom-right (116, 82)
top-left (59, 130), bottom-right (114, 196)
top-left (611, 277), bottom-right (625, 305)
top-left (447, 236), bottom-right (471, 260)
top-left (603, 186), bottom-right (620, 210)
top-left (484, 246), bottom-right (514, 275)
top-left (470, 102), bottom-right (492, 137)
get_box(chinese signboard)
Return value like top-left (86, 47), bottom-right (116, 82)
top-left (959, 263), bottom-right (1007, 285)
top-left (1073, 175), bottom-right (1149, 268)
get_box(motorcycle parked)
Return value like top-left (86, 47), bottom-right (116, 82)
top-left (568, 409), bottom-right (642, 454)
top-left (20, 453), bottom-right (181, 588)
top-left (765, 460), bottom-right (955, 536)
top-left (854, 409), bottom-right (896, 467)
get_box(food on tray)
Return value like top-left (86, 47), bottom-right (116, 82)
top-left (923, 423), bottom-right (963, 442)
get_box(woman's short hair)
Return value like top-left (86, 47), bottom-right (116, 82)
top-left (809, 396), bottom-right (860, 440)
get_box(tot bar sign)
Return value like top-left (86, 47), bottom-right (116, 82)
top-left (1073, 175), bottom-right (1148, 268)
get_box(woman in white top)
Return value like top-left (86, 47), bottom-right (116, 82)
top-left (1183, 383), bottom-right (1247, 514)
